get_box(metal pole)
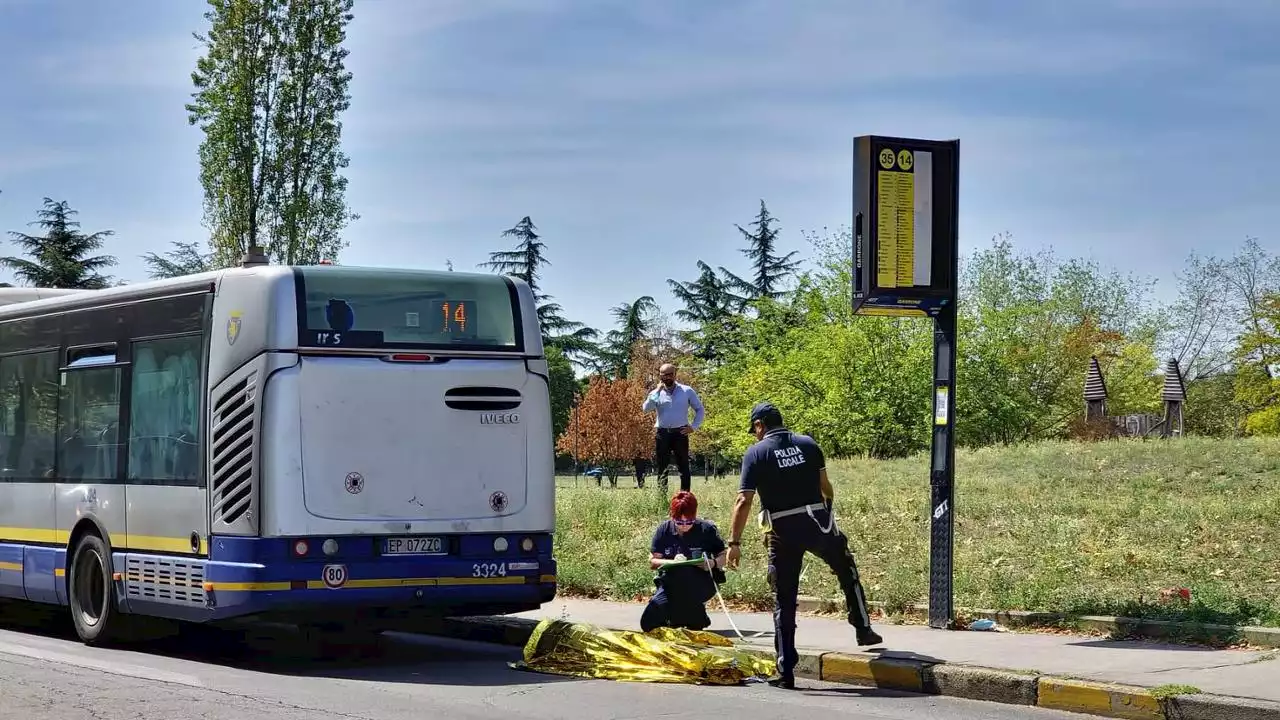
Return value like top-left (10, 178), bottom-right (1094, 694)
top-left (928, 301), bottom-right (957, 629)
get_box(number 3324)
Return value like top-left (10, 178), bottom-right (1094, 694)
top-left (472, 563), bottom-right (506, 578)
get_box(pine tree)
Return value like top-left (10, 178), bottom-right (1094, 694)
top-left (603, 295), bottom-right (658, 377)
top-left (1, 198), bottom-right (117, 288)
top-left (669, 260), bottom-right (741, 361)
top-left (141, 241), bottom-right (214, 279)
top-left (668, 260), bottom-right (737, 325)
top-left (722, 200), bottom-right (801, 305)
top-left (479, 216), bottom-right (599, 360)
top-left (479, 216), bottom-right (550, 300)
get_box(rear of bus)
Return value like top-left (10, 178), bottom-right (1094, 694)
top-left (204, 265), bottom-right (556, 628)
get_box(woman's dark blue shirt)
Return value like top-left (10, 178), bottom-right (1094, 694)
top-left (650, 518), bottom-right (727, 562)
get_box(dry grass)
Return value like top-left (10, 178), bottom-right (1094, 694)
top-left (554, 436), bottom-right (1280, 627)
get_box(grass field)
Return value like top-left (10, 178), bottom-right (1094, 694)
top-left (553, 436), bottom-right (1280, 628)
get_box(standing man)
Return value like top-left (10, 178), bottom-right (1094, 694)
top-left (725, 402), bottom-right (882, 690)
top-left (641, 363), bottom-right (704, 493)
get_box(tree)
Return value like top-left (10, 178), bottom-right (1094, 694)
top-left (667, 260), bottom-right (739, 362)
top-left (479, 216), bottom-right (599, 361)
top-left (546, 346), bottom-right (578, 442)
top-left (267, 0), bottom-right (359, 264)
top-left (187, 0), bottom-right (358, 268)
top-left (1, 198), bottom-right (117, 289)
top-left (1157, 238), bottom-right (1279, 435)
top-left (602, 295), bottom-right (658, 377)
top-left (1159, 251), bottom-right (1234, 382)
top-left (141, 241), bottom-right (214, 279)
top-left (721, 200), bottom-right (801, 307)
top-left (556, 374), bottom-right (652, 484)
top-left (1235, 292), bottom-right (1280, 435)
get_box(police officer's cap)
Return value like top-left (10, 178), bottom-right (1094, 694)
top-left (748, 402), bottom-right (784, 432)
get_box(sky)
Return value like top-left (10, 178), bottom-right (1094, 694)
top-left (0, 0), bottom-right (1277, 336)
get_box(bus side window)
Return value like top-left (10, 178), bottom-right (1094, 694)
top-left (127, 335), bottom-right (201, 484)
top-left (0, 351), bottom-right (58, 481)
top-left (58, 354), bottom-right (122, 483)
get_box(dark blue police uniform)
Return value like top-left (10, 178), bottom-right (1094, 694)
top-left (640, 518), bottom-right (727, 632)
top-left (739, 403), bottom-right (880, 682)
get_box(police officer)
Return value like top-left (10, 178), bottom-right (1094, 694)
top-left (725, 402), bottom-right (882, 689)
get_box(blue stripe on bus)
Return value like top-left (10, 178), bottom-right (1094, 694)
top-left (24, 545), bottom-right (62, 605)
top-left (0, 543), bottom-right (24, 600)
top-left (0, 536), bottom-right (557, 623)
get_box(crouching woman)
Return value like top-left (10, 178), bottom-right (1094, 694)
top-left (640, 491), bottom-right (728, 633)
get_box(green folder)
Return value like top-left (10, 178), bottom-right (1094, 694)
top-left (662, 557), bottom-right (714, 569)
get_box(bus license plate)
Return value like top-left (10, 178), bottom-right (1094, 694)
top-left (383, 536), bottom-right (444, 556)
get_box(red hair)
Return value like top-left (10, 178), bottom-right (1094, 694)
top-left (669, 491), bottom-right (698, 520)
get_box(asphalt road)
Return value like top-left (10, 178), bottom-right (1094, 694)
top-left (0, 604), bottom-right (1104, 720)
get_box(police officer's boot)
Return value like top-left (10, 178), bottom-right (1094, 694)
top-left (767, 673), bottom-right (795, 690)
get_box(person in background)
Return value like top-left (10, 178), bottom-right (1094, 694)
top-left (640, 491), bottom-right (727, 633)
top-left (725, 402), bottom-right (882, 690)
top-left (641, 363), bottom-right (704, 493)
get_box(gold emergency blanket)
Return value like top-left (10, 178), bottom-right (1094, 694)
top-left (509, 618), bottom-right (776, 685)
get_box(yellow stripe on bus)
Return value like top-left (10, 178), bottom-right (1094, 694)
top-left (124, 534), bottom-right (208, 555)
top-left (0, 527), bottom-right (206, 555)
top-left (0, 527), bottom-right (67, 544)
top-left (0, 561), bottom-right (21, 572)
top-left (209, 574), bottom-right (557, 593)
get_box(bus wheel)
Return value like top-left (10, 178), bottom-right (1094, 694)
top-left (69, 534), bottom-right (126, 645)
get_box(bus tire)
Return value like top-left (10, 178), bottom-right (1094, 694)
top-left (68, 533), bottom-right (127, 646)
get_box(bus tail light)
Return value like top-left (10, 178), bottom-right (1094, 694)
top-left (292, 540), bottom-right (310, 557)
top-left (322, 539), bottom-right (340, 556)
top-left (521, 537), bottom-right (535, 552)
top-left (385, 353), bottom-right (433, 363)
top-left (493, 537), bottom-right (509, 553)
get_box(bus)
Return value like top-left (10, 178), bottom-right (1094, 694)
top-left (0, 263), bottom-right (557, 645)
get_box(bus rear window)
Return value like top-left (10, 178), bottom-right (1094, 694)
top-left (293, 267), bottom-right (523, 351)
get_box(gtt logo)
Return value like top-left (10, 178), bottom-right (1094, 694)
top-left (480, 412), bottom-right (520, 425)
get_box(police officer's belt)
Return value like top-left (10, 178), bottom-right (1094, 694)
top-left (760, 502), bottom-right (827, 525)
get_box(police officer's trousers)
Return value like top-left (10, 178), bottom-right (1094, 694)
top-left (767, 508), bottom-right (873, 678)
top-left (640, 567), bottom-right (714, 633)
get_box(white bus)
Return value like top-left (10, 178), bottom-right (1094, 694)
top-left (0, 263), bottom-right (557, 645)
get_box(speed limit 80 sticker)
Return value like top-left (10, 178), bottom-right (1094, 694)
top-left (321, 564), bottom-right (348, 589)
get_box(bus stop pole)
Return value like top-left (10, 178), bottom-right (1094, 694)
top-left (928, 300), bottom-right (957, 629)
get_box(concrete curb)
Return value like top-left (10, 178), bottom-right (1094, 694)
top-left (835, 599), bottom-right (1280, 650)
top-left (419, 615), bottom-right (1280, 720)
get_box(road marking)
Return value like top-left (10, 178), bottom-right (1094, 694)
top-left (0, 638), bottom-right (205, 688)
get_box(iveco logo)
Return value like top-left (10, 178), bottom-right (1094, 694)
top-left (481, 412), bottom-right (520, 425)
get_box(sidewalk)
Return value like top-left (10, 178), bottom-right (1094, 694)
top-left (513, 597), bottom-right (1280, 704)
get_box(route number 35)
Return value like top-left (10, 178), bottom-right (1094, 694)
top-left (472, 562), bottom-right (507, 578)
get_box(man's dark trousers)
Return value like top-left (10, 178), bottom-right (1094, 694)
top-left (654, 428), bottom-right (692, 492)
top-left (766, 508), bottom-right (874, 678)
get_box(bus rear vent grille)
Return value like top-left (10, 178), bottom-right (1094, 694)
top-left (445, 386), bottom-right (521, 412)
top-left (125, 556), bottom-right (206, 606)
top-left (211, 371), bottom-right (258, 525)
